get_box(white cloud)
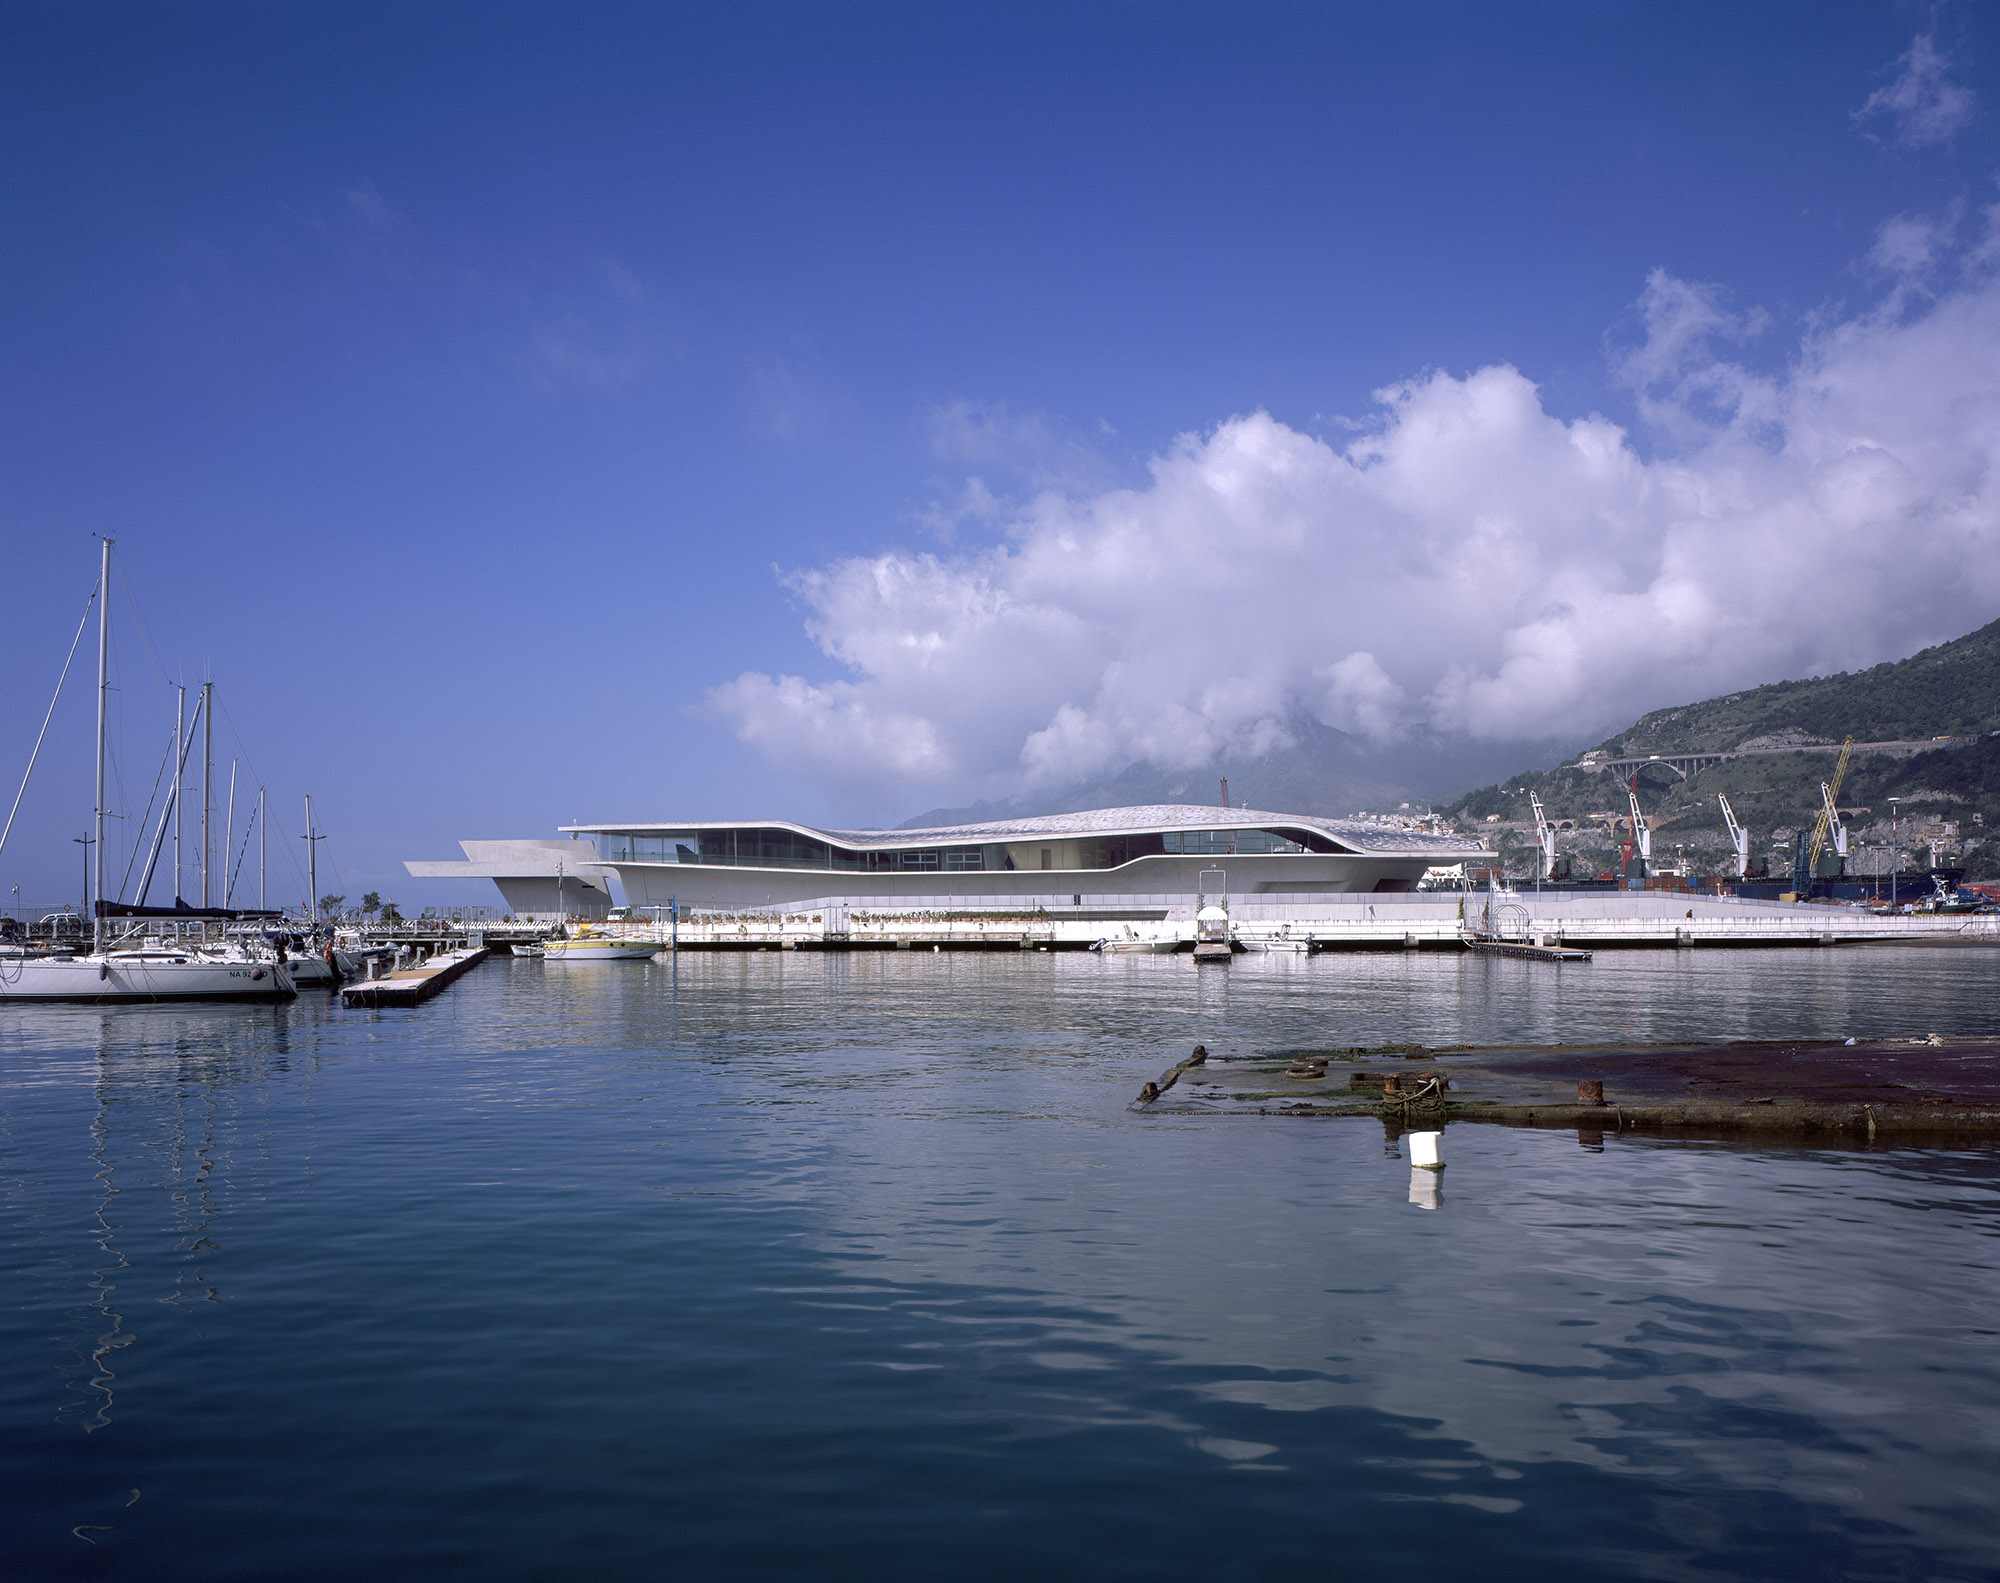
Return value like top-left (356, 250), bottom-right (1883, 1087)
top-left (709, 249), bottom-right (2000, 809)
top-left (344, 183), bottom-right (394, 230)
top-left (1856, 34), bottom-right (1977, 149)
top-left (923, 398), bottom-right (1060, 466)
top-left (531, 316), bottom-right (652, 388)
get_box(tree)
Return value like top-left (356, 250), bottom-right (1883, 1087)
top-left (378, 899), bottom-right (402, 923)
top-left (361, 891), bottom-right (381, 916)
top-left (319, 894), bottom-right (346, 917)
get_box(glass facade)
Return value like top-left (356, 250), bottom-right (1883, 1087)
top-left (595, 825), bottom-right (1343, 872)
top-left (1162, 828), bottom-right (1327, 856)
top-left (595, 829), bottom-right (995, 872)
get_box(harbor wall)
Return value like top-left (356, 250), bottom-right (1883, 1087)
top-left (573, 889), bottom-right (2000, 951)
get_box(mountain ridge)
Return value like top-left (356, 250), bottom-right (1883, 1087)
top-left (1593, 618), bottom-right (2000, 757)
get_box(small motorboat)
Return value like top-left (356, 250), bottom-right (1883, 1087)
top-left (1090, 926), bottom-right (1180, 954)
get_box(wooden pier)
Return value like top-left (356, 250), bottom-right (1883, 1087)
top-left (340, 945), bottom-right (491, 1007)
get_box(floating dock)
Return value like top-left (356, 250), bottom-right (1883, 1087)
top-left (1134, 1036), bottom-right (2000, 1140)
top-left (340, 946), bottom-right (491, 1007)
top-left (1462, 938), bottom-right (1592, 962)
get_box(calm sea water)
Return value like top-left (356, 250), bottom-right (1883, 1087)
top-left (3, 947), bottom-right (1997, 1580)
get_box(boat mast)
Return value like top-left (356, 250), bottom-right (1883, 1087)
top-left (201, 680), bottom-right (213, 907)
top-left (258, 785), bottom-right (266, 908)
top-left (92, 538), bottom-right (111, 954)
top-left (223, 758), bottom-right (237, 906)
top-left (173, 684), bottom-right (184, 903)
top-left (304, 793), bottom-right (317, 921)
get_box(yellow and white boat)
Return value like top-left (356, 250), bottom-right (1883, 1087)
top-left (541, 927), bottom-right (658, 961)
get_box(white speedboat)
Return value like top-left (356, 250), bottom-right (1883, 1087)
top-left (1233, 932), bottom-right (1313, 953)
top-left (1091, 927), bottom-right (1180, 954)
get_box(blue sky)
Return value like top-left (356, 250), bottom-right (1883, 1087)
top-left (4, 2), bottom-right (1998, 910)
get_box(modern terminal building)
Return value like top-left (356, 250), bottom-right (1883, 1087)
top-left (552, 805), bottom-right (1489, 913)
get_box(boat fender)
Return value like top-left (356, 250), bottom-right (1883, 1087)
top-left (252, 968), bottom-right (266, 980)
top-left (99, 962), bottom-right (109, 980)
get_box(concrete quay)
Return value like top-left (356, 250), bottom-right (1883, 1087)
top-left (567, 891), bottom-right (1999, 952)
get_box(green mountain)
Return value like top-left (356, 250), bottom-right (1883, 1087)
top-left (1590, 619), bottom-right (2000, 756)
top-left (1441, 618), bottom-right (2000, 880)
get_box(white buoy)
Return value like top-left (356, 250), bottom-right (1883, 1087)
top-left (1408, 1130), bottom-right (1444, 1170)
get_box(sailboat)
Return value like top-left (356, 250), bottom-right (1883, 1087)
top-left (0, 542), bottom-right (297, 1004)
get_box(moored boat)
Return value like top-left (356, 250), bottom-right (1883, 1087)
top-left (0, 543), bottom-right (296, 1005)
top-left (0, 947), bottom-right (292, 1002)
top-left (542, 927), bottom-right (657, 961)
top-left (1091, 926), bottom-right (1180, 954)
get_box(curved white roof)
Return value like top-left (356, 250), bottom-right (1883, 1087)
top-left (568, 804), bottom-right (1486, 860)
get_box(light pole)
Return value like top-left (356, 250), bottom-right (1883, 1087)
top-left (73, 833), bottom-right (93, 926)
top-left (1890, 797), bottom-right (1900, 906)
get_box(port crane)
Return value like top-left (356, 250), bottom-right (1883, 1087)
top-left (1622, 773), bottom-right (1651, 877)
top-left (1529, 792), bottom-right (1558, 883)
top-left (1793, 735), bottom-right (1854, 893)
top-left (1717, 793), bottom-right (1750, 879)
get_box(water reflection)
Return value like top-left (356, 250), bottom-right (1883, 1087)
top-left (23, 1006), bottom-right (317, 1436)
top-left (64, 1072), bottom-right (131, 1431)
top-left (2, 946), bottom-right (1996, 1578)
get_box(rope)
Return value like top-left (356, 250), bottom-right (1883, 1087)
top-left (0, 584), bottom-right (97, 864)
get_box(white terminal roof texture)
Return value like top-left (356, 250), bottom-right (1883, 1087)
top-left (565, 803), bottom-right (1486, 860)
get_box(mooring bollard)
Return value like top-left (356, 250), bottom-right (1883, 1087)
top-left (1578, 1079), bottom-right (1604, 1105)
top-left (1187, 1045), bottom-right (1207, 1065)
top-left (1382, 1074), bottom-right (1402, 1097)
top-left (1408, 1130), bottom-right (1443, 1170)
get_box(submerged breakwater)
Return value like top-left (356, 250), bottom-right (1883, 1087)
top-left (2, 946), bottom-right (1997, 1579)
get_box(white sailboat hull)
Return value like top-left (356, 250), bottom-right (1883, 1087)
top-left (281, 952), bottom-right (339, 987)
top-left (0, 953), bottom-right (296, 1003)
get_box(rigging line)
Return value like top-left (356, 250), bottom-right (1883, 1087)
top-left (111, 554), bottom-right (179, 715)
top-left (259, 805), bottom-right (314, 897)
top-left (225, 798), bottom-right (259, 904)
top-left (0, 582), bottom-right (98, 866)
top-left (212, 701), bottom-right (347, 906)
top-left (209, 701), bottom-right (295, 890)
top-left (134, 687), bottom-right (204, 908)
top-left (211, 698), bottom-right (271, 800)
top-left (116, 725), bottom-right (177, 902)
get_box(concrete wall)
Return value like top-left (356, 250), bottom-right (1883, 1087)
top-left (491, 876), bottom-right (613, 919)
